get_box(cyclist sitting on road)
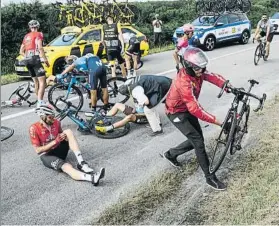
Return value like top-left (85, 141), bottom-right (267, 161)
top-left (29, 105), bottom-right (105, 186)
top-left (19, 20), bottom-right (50, 107)
top-left (164, 47), bottom-right (233, 191)
top-left (254, 13), bottom-right (275, 59)
top-left (99, 75), bottom-right (172, 136)
top-left (173, 24), bottom-right (195, 72)
top-left (125, 33), bottom-right (141, 78)
top-left (58, 54), bottom-right (109, 115)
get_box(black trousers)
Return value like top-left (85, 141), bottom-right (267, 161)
top-left (154, 32), bottom-right (161, 46)
top-left (167, 112), bottom-right (211, 178)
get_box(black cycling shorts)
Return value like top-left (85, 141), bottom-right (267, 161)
top-left (107, 50), bottom-right (125, 65)
top-left (260, 31), bottom-right (274, 42)
top-left (24, 55), bottom-right (46, 78)
top-left (125, 43), bottom-right (140, 56)
top-left (40, 141), bottom-right (69, 171)
top-left (88, 66), bottom-right (107, 90)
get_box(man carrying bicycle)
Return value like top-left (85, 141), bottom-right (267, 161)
top-left (164, 47), bottom-right (232, 191)
top-left (19, 20), bottom-right (49, 107)
top-left (125, 33), bottom-right (141, 78)
top-left (173, 24), bottom-right (194, 72)
top-left (29, 105), bottom-right (105, 186)
top-left (254, 13), bottom-right (275, 59)
top-left (59, 54), bottom-right (109, 115)
top-left (102, 75), bottom-right (172, 136)
top-left (102, 15), bottom-right (126, 78)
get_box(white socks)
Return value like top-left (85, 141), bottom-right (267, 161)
top-left (106, 125), bottom-right (114, 132)
top-left (74, 151), bottom-right (84, 165)
top-left (80, 173), bottom-right (92, 182)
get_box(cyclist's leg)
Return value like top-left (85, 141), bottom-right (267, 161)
top-left (265, 33), bottom-right (274, 57)
top-left (125, 52), bottom-right (132, 77)
top-left (33, 58), bottom-right (47, 105)
top-left (107, 51), bottom-right (117, 77)
top-left (106, 102), bottom-right (126, 116)
top-left (132, 54), bottom-right (138, 76)
top-left (27, 65), bottom-right (39, 96)
top-left (116, 51), bottom-right (127, 78)
top-left (99, 67), bottom-right (109, 107)
top-left (88, 70), bottom-right (98, 110)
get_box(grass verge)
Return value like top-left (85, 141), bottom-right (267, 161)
top-left (149, 43), bottom-right (174, 54)
top-left (93, 159), bottom-right (198, 225)
top-left (1, 73), bottom-right (21, 85)
top-left (197, 98), bottom-right (279, 225)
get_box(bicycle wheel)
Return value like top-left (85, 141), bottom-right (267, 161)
top-left (209, 111), bottom-right (237, 174)
top-left (1, 126), bottom-right (14, 142)
top-left (230, 105), bottom-right (250, 155)
top-left (105, 77), bottom-right (130, 106)
top-left (8, 83), bottom-right (29, 104)
top-left (254, 45), bottom-right (261, 66)
top-left (94, 116), bottom-right (130, 139)
top-left (48, 83), bottom-right (84, 112)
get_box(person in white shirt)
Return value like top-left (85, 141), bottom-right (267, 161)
top-left (152, 14), bottom-right (163, 47)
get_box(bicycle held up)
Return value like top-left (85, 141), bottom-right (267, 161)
top-left (209, 79), bottom-right (266, 174)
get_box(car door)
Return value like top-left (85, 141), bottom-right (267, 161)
top-left (228, 13), bottom-right (242, 40)
top-left (78, 29), bottom-right (102, 56)
top-left (214, 15), bottom-right (230, 42)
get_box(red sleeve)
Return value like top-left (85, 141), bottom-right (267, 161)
top-left (29, 125), bottom-right (41, 147)
top-left (38, 32), bottom-right (43, 40)
top-left (203, 71), bottom-right (226, 88)
top-left (177, 39), bottom-right (188, 50)
top-left (180, 79), bottom-right (216, 123)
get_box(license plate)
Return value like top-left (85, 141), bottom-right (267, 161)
top-left (16, 67), bottom-right (27, 72)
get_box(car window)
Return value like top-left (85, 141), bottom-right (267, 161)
top-left (121, 28), bottom-right (137, 35)
top-left (192, 16), bottom-right (216, 26)
top-left (271, 13), bottom-right (279, 19)
top-left (239, 13), bottom-right (248, 21)
top-left (216, 15), bottom-right (229, 25)
top-left (228, 14), bottom-right (240, 23)
top-left (80, 30), bottom-right (101, 42)
top-left (48, 33), bottom-right (78, 46)
top-left (121, 28), bottom-right (137, 43)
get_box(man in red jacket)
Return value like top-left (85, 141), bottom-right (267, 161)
top-left (164, 47), bottom-right (230, 191)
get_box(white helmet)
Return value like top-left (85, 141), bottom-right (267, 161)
top-left (28, 20), bottom-right (40, 28)
top-left (35, 104), bottom-right (55, 117)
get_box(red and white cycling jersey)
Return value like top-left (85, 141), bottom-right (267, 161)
top-left (22, 31), bottom-right (43, 57)
top-left (29, 119), bottom-right (62, 150)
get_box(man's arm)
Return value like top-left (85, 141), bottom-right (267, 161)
top-left (19, 43), bottom-right (25, 57)
top-left (117, 23), bottom-right (125, 52)
top-left (61, 64), bottom-right (75, 75)
top-left (203, 71), bottom-right (226, 88)
top-left (33, 140), bottom-right (58, 154)
top-left (37, 35), bottom-right (49, 67)
top-left (180, 81), bottom-right (220, 125)
top-left (254, 22), bottom-right (261, 38)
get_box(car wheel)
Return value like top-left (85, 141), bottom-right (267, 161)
top-left (53, 58), bottom-right (66, 75)
top-left (204, 36), bottom-right (216, 51)
top-left (239, 30), bottom-right (250, 44)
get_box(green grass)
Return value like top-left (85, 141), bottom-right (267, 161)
top-left (92, 159), bottom-right (198, 225)
top-left (1, 73), bottom-right (21, 85)
top-left (149, 43), bottom-right (175, 54)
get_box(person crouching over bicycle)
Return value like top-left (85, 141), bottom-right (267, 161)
top-left (29, 105), bottom-right (105, 186)
top-left (59, 54), bottom-right (109, 116)
top-left (164, 47), bottom-right (234, 191)
top-left (173, 24), bottom-right (194, 72)
top-left (254, 13), bottom-right (275, 59)
top-left (125, 34), bottom-right (141, 78)
top-left (96, 75), bottom-right (172, 136)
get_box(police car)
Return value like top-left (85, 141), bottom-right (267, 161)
top-left (270, 12), bottom-right (279, 34)
top-left (173, 12), bottom-right (251, 51)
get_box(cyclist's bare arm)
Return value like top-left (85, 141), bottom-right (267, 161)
top-left (266, 24), bottom-right (270, 38)
top-left (254, 24), bottom-right (260, 38)
top-left (117, 23), bottom-right (125, 51)
top-left (37, 39), bottom-right (49, 66)
top-left (33, 141), bottom-right (58, 154)
top-left (61, 64), bottom-right (75, 75)
top-left (19, 44), bottom-right (25, 57)
top-left (173, 48), bottom-right (180, 65)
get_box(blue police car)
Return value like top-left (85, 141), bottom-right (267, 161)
top-left (173, 12), bottom-right (251, 51)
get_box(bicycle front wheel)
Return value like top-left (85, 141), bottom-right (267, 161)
top-left (254, 45), bottom-right (261, 65)
top-left (209, 111), bottom-right (237, 174)
top-left (8, 83), bottom-right (29, 103)
top-left (105, 77), bottom-right (130, 106)
top-left (48, 83), bottom-right (84, 112)
top-left (1, 126), bottom-right (14, 141)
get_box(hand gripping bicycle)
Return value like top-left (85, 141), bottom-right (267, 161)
top-left (209, 79), bottom-right (266, 174)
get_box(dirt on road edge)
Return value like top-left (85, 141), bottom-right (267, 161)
top-left (92, 94), bottom-right (279, 225)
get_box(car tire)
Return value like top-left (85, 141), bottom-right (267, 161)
top-left (239, 30), bottom-right (250, 44)
top-left (204, 35), bottom-right (216, 51)
top-left (53, 58), bottom-right (66, 75)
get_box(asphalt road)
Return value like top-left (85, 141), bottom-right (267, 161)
top-left (1, 36), bottom-right (279, 224)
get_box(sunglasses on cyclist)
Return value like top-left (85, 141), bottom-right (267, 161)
top-left (192, 64), bottom-right (206, 71)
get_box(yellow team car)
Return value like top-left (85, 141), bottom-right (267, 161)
top-left (15, 24), bottom-right (149, 77)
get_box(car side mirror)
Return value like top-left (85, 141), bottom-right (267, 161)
top-left (215, 22), bottom-right (224, 27)
top-left (77, 40), bottom-right (87, 45)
